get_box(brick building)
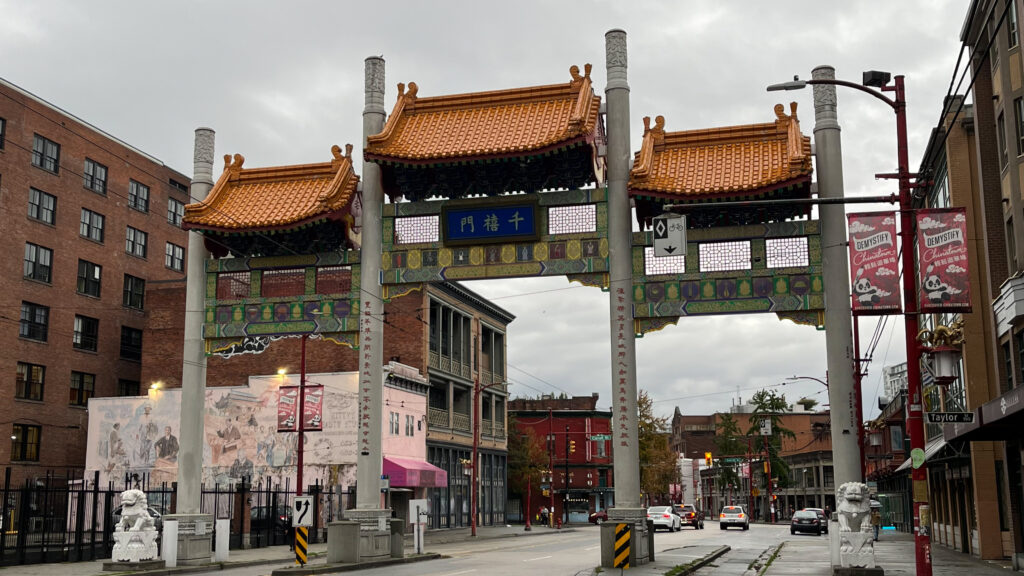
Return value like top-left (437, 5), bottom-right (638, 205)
top-left (0, 77), bottom-right (190, 484)
top-left (509, 394), bottom-right (613, 525)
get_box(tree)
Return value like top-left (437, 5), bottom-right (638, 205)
top-left (713, 412), bottom-right (745, 496)
top-left (796, 397), bottom-right (819, 411)
top-left (638, 390), bottom-right (677, 501)
top-left (506, 415), bottom-right (548, 497)
top-left (745, 389), bottom-right (796, 490)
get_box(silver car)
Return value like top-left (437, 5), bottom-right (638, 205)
top-left (719, 505), bottom-right (749, 530)
top-left (646, 506), bottom-right (681, 532)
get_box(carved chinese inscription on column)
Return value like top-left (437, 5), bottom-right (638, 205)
top-left (615, 286), bottom-right (630, 448)
top-left (359, 301), bottom-right (373, 454)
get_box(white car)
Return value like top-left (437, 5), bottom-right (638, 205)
top-left (646, 506), bottom-right (681, 532)
top-left (719, 505), bottom-right (749, 530)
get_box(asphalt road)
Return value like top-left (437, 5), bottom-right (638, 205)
top-left (206, 521), bottom-right (799, 576)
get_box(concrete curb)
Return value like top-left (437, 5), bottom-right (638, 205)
top-left (416, 527), bottom-right (578, 546)
top-left (269, 553), bottom-right (442, 576)
top-left (675, 545), bottom-right (731, 576)
top-left (91, 552), bottom-right (328, 576)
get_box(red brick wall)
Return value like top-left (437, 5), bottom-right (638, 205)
top-left (0, 80), bottom-right (190, 484)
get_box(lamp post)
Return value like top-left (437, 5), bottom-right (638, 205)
top-left (769, 70), bottom-right (931, 576)
top-left (471, 378), bottom-right (504, 537)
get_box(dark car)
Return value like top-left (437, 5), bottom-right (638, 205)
top-left (791, 510), bottom-right (822, 535)
top-left (251, 504), bottom-right (292, 536)
top-left (110, 503), bottom-right (164, 533)
top-left (672, 504), bottom-right (704, 529)
top-left (803, 508), bottom-right (829, 534)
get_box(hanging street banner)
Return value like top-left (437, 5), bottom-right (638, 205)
top-left (848, 212), bottom-right (901, 315)
top-left (277, 386), bottom-right (298, 432)
top-left (916, 208), bottom-right (971, 313)
top-left (277, 385), bottom-right (325, 432)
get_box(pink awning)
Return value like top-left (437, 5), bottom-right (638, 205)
top-left (383, 456), bottom-right (448, 488)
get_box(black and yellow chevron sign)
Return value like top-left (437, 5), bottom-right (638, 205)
top-left (295, 527), bottom-right (308, 565)
top-left (614, 522), bottom-right (631, 569)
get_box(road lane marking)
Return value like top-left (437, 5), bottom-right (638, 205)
top-left (524, 555), bottom-right (553, 562)
top-left (436, 570), bottom-right (477, 576)
top-left (585, 545), bottom-right (601, 550)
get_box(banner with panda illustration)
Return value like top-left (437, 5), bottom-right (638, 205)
top-left (277, 385), bottom-right (324, 432)
top-left (848, 212), bottom-right (901, 315)
top-left (916, 208), bottom-right (971, 313)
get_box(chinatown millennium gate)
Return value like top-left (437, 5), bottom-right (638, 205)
top-left (179, 31), bottom-right (824, 567)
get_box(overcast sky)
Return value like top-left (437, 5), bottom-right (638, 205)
top-left (1, 1), bottom-right (969, 420)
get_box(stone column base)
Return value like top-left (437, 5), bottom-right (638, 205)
top-left (339, 509), bottom-right (392, 562)
top-left (599, 507), bottom-right (650, 568)
top-left (103, 559), bottom-right (166, 572)
top-left (164, 514), bottom-right (213, 566)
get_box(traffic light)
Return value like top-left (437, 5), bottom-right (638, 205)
top-left (704, 452), bottom-right (713, 467)
top-left (569, 440), bottom-right (577, 454)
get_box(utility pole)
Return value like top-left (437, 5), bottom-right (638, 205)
top-left (564, 425), bottom-right (570, 525)
top-left (548, 408), bottom-right (554, 527)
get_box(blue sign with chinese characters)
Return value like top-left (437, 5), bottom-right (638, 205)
top-left (442, 201), bottom-right (539, 245)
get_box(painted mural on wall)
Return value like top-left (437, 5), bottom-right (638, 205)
top-left (86, 372), bottom-right (360, 488)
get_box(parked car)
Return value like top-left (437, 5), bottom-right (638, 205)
top-left (802, 508), bottom-right (829, 534)
top-left (110, 503), bottom-right (164, 533)
top-left (719, 505), bottom-right (749, 530)
top-left (791, 510), bottom-right (823, 535)
top-left (251, 504), bottom-right (292, 536)
top-left (672, 504), bottom-right (704, 529)
top-left (589, 510), bottom-right (608, 524)
top-left (646, 506), bottom-right (681, 532)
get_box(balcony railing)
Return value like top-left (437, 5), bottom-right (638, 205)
top-left (428, 407), bottom-right (449, 428)
top-left (428, 351), bottom-right (472, 380)
top-left (452, 412), bottom-right (471, 432)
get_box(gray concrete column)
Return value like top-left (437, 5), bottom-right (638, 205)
top-left (355, 56), bottom-right (388, 514)
top-left (167, 128), bottom-right (216, 565)
top-left (810, 65), bottom-right (862, 488)
top-left (178, 127), bottom-right (215, 514)
top-left (605, 29), bottom-right (640, 513)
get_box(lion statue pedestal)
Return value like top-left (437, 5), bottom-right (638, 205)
top-left (832, 482), bottom-right (883, 576)
top-left (103, 489), bottom-right (165, 571)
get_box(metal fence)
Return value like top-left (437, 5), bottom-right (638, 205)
top-left (0, 468), bottom-right (352, 566)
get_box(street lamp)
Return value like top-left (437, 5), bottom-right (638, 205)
top-left (471, 378), bottom-right (504, 537)
top-left (768, 70), bottom-right (931, 576)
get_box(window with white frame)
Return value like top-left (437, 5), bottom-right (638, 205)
top-left (389, 412), bottom-right (400, 435)
top-left (129, 180), bottom-right (150, 212)
top-left (405, 414), bottom-right (415, 436)
top-left (126, 226), bottom-right (147, 257)
top-left (83, 159), bottom-right (108, 194)
top-left (165, 242), bottom-right (184, 271)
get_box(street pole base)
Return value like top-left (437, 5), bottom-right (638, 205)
top-left (834, 568), bottom-right (884, 576)
top-left (163, 514), bottom-right (213, 566)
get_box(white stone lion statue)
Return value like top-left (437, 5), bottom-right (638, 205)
top-left (837, 481), bottom-right (871, 533)
top-left (116, 489), bottom-right (155, 533)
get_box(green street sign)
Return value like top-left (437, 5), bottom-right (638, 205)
top-left (910, 448), bottom-right (926, 469)
top-left (590, 434), bottom-right (611, 441)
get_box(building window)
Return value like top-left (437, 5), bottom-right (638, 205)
top-left (1016, 98), bottom-right (1024, 156)
top-left (405, 414), bottom-right (415, 436)
top-left (15, 362), bottom-right (44, 401)
top-left (117, 379), bottom-right (140, 396)
top-left (0, 117), bottom-right (5, 149)
top-left (77, 260), bottom-right (102, 297)
top-left (165, 243), bottom-right (185, 272)
top-left (167, 197), bottom-right (185, 227)
top-left (11, 424), bottom-right (40, 461)
top-left (19, 302), bottom-right (49, 341)
top-left (83, 159), bottom-right (108, 194)
top-left (120, 326), bottom-right (142, 361)
top-left (1017, 331), bottom-right (1024, 389)
top-left (73, 315), bottom-right (99, 351)
top-left (1007, 340), bottom-right (1015, 389)
top-left (123, 275), bottom-right (145, 310)
top-left (32, 134), bottom-right (60, 174)
top-left (390, 412), bottom-right (400, 435)
top-left (23, 243), bottom-right (53, 283)
top-left (998, 112), bottom-right (1009, 169)
top-left (126, 226), bottom-right (147, 258)
top-left (69, 371), bottom-right (95, 406)
top-left (169, 179), bottom-right (188, 193)
top-left (1011, 0), bottom-right (1020, 49)
top-left (128, 180), bottom-right (150, 212)
top-left (28, 188), bottom-right (56, 224)
top-left (80, 208), bottom-right (105, 243)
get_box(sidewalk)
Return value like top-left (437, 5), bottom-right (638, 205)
top-left (0, 524), bottom-right (569, 576)
top-left (766, 531), bottom-right (1019, 576)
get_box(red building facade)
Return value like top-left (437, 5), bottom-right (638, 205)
top-left (509, 394), bottom-right (612, 524)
